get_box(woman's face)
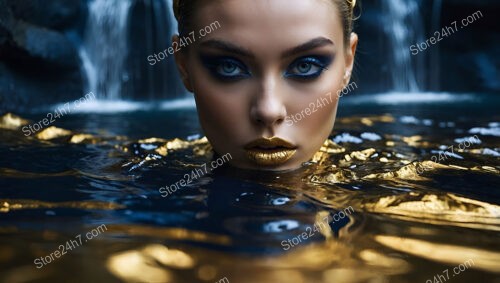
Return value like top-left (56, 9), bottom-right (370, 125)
top-left (175, 0), bottom-right (357, 171)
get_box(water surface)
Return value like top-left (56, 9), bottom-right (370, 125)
top-left (1, 93), bottom-right (499, 283)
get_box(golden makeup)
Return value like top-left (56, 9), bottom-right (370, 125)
top-left (244, 137), bottom-right (297, 166)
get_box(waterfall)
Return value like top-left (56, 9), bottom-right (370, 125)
top-left (80, 0), bottom-right (132, 100)
top-left (430, 0), bottom-right (442, 91)
top-left (80, 0), bottom-right (182, 100)
top-left (382, 0), bottom-right (425, 92)
top-left (125, 0), bottom-right (183, 100)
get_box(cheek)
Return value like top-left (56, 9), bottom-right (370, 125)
top-left (196, 93), bottom-right (243, 136)
top-left (286, 75), bottom-right (343, 157)
top-left (296, 96), bottom-right (339, 138)
top-left (293, 96), bottom-right (338, 163)
top-left (288, 77), bottom-right (343, 132)
top-left (189, 69), bottom-right (250, 144)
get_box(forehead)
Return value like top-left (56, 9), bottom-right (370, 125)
top-left (191, 0), bottom-right (344, 52)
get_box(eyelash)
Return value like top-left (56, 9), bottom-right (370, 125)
top-left (285, 56), bottom-right (332, 79)
top-left (200, 56), bottom-right (251, 81)
top-left (200, 55), bottom-right (332, 82)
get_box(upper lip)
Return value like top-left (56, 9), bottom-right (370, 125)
top-left (244, 137), bottom-right (296, 150)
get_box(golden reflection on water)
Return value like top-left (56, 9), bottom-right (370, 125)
top-left (105, 225), bottom-right (232, 246)
top-left (106, 244), bottom-right (195, 283)
top-left (0, 113), bottom-right (29, 129)
top-left (0, 199), bottom-right (123, 213)
top-left (336, 114), bottom-right (395, 127)
top-left (375, 236), bottom-right (500, 273)
top-left (70, 133), bottom-right (98, 144)
top-left (1, 112), bottom-right (499, 282)
top-left (35, 126), bottom-right (73, 140)
top-left (360, 193), bottom-right (500, 230)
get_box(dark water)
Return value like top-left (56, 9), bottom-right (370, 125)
top-left (1, 93), bottom-right (499, 283)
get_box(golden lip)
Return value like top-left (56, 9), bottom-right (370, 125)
top-left (244, 137), bottom-right (297, 166)
top-left (244, 137), bottom-right (296, 150)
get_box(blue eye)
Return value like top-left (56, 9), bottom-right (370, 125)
top-left (200, 56), bottom-right (250, 81)
top-left (285, 56), bottom-right (332, 79)
top-left (220, 61), bottom-right (238, 75)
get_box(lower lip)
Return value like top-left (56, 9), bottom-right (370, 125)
top-left (245, 148), bottom-right (297, 166)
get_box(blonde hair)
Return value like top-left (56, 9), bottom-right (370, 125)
top-left (173, 0), bottom-right (357, 46)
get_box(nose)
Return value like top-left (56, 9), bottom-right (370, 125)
top-left (250, 77), bottom-right (287, 128)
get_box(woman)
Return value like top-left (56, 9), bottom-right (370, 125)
top-left (173, 0), bottom-right (358, 171)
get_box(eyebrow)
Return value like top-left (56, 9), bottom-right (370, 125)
top-left (198, 37), bottom-right (334, 58)
top-left (199, 39), bottom-right (253, 58)
top-left (282, 37), bottom-right (334, 58)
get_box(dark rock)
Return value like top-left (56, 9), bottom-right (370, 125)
top-left (7, 22), bottom-right (80, 71)
top-left (5, 0), bottom-right (84, 31)
top-left (0, 62), bottom-right (83, 113)
top-left (0, 0), bottom-right (14, 46)
top-left (0, 0), bottom-right (84, 112)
